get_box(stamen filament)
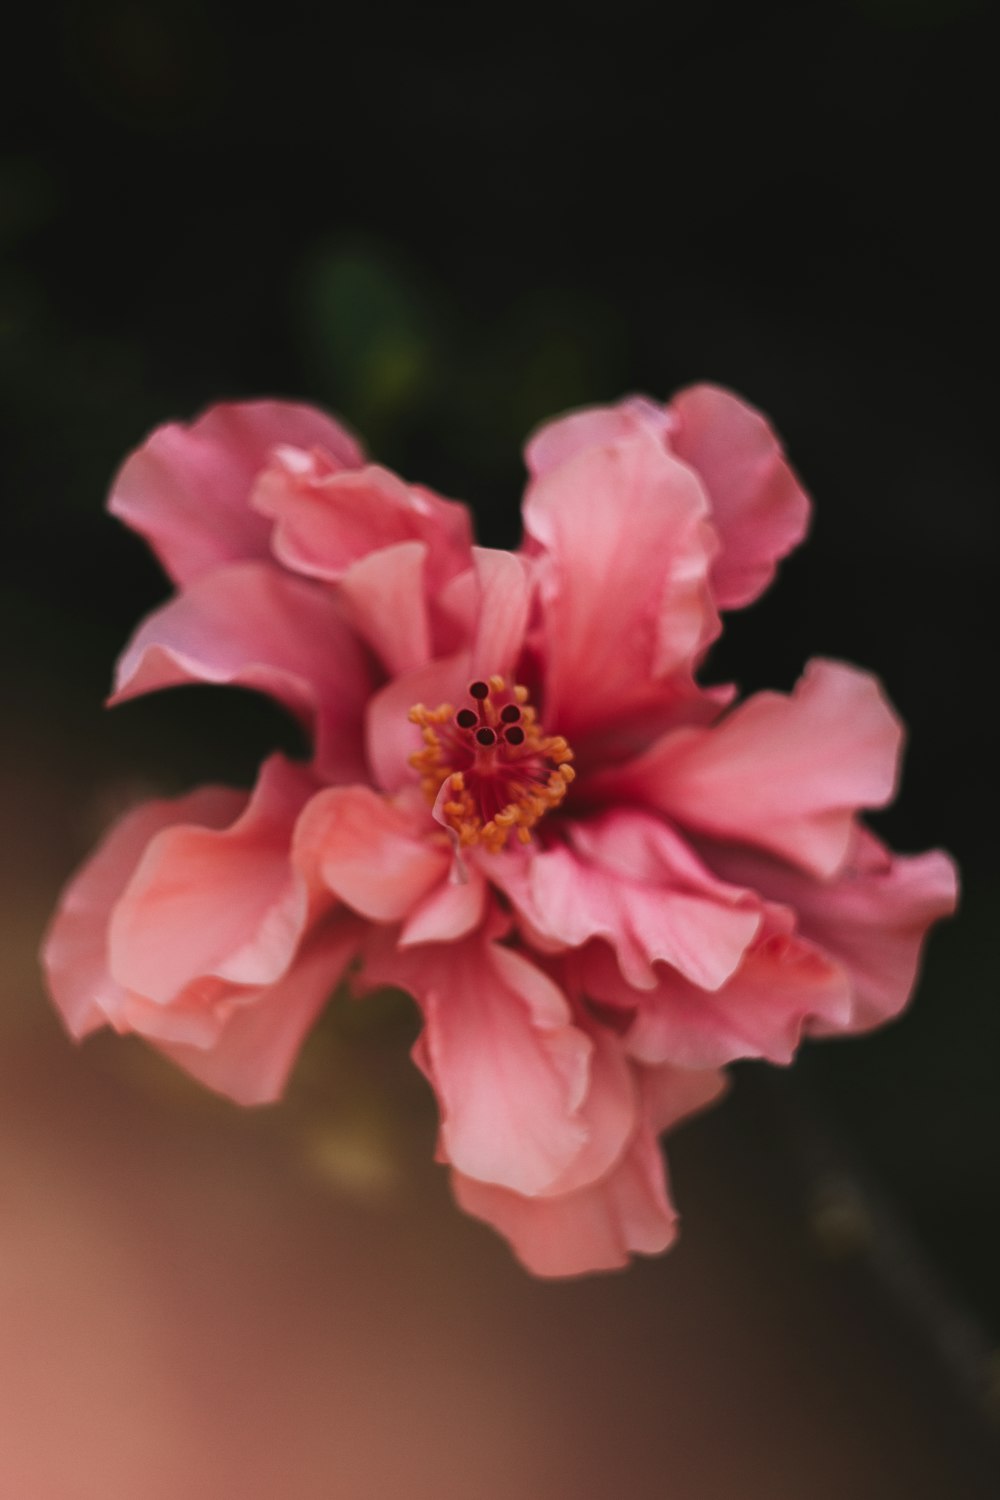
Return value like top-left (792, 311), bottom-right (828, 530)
top-left (407, 677), bottom-right (574, 851)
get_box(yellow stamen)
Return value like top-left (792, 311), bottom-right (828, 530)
top-left (407, 679), bottom-right (574, 852)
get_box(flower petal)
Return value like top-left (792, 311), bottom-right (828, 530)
top-left (156, 915), bottom-right (362, 1105)
top-left (41, 787), bottom-right (245, 1038)
top-left (400, 864), bottom-right (488, 947)
top-left (525, 386), bottom-right (810, 612)
top-left (524, 396), bottom-right (671, 478)
top-left (294, 785), bottom-right (448, 922)
top-left (108, 755), bottom-right (315, 1005)
top-left (668, 383), bottom-right (811, 609)
top-left (109, 400), bottom-right (364, 586)
top-left (522, 429), bottom-right (719, 743)
top-left (621, 933), bottom-right (853, 1068)
top-left (468, 547), bottom-right (532, 682)
top-left (451, 1137), bottom-right (672, 1278)
top-left (542, 1014), bottom-right (638, 1195)
top-left (252, 451), bottom-right (471, 589)
top-left (641, 1059), bottom-right (731, 1133)
top-left (337, 540), bottom-right (431, 676)
top-left (603, 659), bottom-right (903, 879)
top-left (701, 827), bottom-right (958, 1032)
top-left (361, 933), bottom-right (592, 1195)
top-left (364, 653), bottom-right (471, 793)
top-left (490, 810), bottom-right (762, 992)
top-left (452, 1061), bottom-right (725, 1277)
top-left (111, 561), bottom-right (374, 784)
top-left (430, 547), bottom-right (533, 678)
top-left (116, 977), bottom-right (240, 1049)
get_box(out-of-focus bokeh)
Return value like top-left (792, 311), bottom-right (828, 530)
top-left (2, 2), bottom-right (997, 1494)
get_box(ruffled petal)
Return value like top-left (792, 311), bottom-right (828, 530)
top-left (429, 546), bottom-right (533, 678)
top-left (524, 400), bottom-right (659, 477)
top-left (364, 653), bottom-right (471, 793)
top-left (601, 659), bottom-right (903, 879)
top-left (522, 428), bottom-right (719, 744)
top-left (252, 450), bottom-right (472, 590)
top-left (489, 809), bottom-right (762, 992)
top-left (115, 976), bottom-right (240, 1049)
top-left (641, 1059), bottom-right (731, 1133)
top-left (361, 933), bottom-right (592, 1195)
top-left (41, 787), bottom-right (245, 1038)
top-left (541, 1013), bottom-right (637, 1195)
top-left (107, 755), bottom-right (316, 1005)
top-left (701, 827), bottom-right (958, 1033)
top-left (41, 766), bottom-right (359, 1106)
top-left (451, 1136), bottom-right (673, 1278)
top-left (525, 386), bottom-right (810, 613)
top-left (668, 383), bottom-right (811, 609)
top-left (156, 915), bottom-right (362, 1106)
top-left (619, 933), bottom-right (852, 1068)
top-left (468, 547), bottom-right (532, 682)
top-left (111, 561), bottom-right (374, 784)
top-left (109, 400), bottom-right (364, 586)
top-left (294, 784), bottom-right (448, 922)
top-left (400, 864), bottom-right (488, 947)
top-left (452, 1060), bottom-right (725, 1277)
top-left (336, 540), bottom-right (431, 676)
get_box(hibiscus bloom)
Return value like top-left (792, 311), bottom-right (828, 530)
top-left (41, 387), bottom-right (957, 1277)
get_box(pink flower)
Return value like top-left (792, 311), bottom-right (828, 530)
top-left (41, 387), bottom-right (957, 1277)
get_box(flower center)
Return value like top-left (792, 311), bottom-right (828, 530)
top-left (408, 676), bottom-right (575, 852)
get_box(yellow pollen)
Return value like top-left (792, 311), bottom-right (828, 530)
top-left (407, 678), bottom-right (575, 852)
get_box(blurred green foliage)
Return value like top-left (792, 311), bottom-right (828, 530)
top-left (294, 240), bottom-right (629, 538)
top-left (297, 245), bottom-right (442, 443)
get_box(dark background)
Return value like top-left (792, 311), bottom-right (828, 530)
top-left (2, 0), bottom-right (997, 1410)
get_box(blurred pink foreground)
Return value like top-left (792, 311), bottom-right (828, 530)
top-left (3, 694), bottom-right (988, 1499)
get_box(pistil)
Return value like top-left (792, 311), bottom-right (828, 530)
top-left (409, 675), bottom-right (575, 851)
